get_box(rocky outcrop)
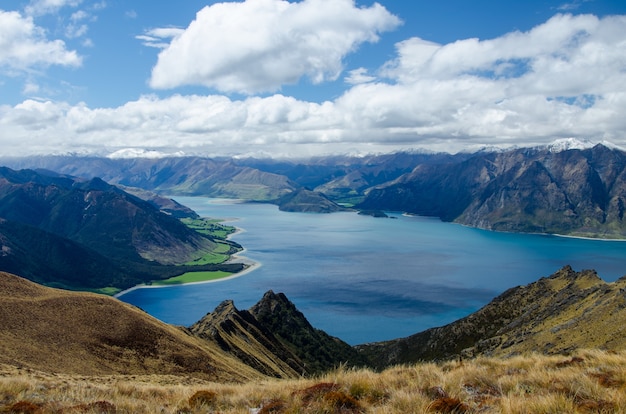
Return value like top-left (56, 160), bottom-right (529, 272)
top-left (190, 299), bottom-right (305, 378)
top-left (191, 291), bottom-right (367, 377)
top-left (249, 291), bottom-right (369, 374)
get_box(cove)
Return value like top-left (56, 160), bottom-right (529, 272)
top-left (118, 197), bottom-right (626, 345)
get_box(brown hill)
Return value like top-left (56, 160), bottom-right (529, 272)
top-left (0, 272), bottom-right (261, 381)
top-left (357, 266), bottom-right (626, 368)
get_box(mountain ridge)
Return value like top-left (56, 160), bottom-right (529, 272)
top-left (358, 144), bottom-right (626, 238)
top-left (356, 265), bottom-right (626, 369)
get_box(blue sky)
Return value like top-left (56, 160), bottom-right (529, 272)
top-left (1, 0), bottom-right (625, 158)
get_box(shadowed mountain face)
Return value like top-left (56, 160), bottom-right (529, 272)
top-left (356, 266), bottom-right (626, 369)
top-left (0, 167), bottom-right (239, 289)
top-left (358, 145), bottom-right (626, 238)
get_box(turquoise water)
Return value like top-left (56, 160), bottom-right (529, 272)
top-left (118, 197), bottom-right (626, 345)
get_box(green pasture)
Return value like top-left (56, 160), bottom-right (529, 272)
top-left (152, 270), bottom-right (233, 286)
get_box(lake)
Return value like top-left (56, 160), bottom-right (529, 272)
top-left (118, 197), bottom-right (626, 345)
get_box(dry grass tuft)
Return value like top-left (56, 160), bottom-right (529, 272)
top-left (3, 400), bottom-right (41, 414)
top-left (427, 396), bottom-right (469, 413)
top-left (187, 390), bottom-right (217, 409)
top-left (3, 350), bottom-right (626, 413)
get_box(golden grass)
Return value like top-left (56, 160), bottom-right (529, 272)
top-left (2, 349), bottom-right (626, 413)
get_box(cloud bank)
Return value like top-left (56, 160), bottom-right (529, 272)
top-left (0, 9), bottom-right (625, 158)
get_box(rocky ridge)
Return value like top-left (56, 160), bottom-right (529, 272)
top-left (357, 266), bottom-right (626, 369)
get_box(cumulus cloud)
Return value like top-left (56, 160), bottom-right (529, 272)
top-left (148, 0), bottom-right (401, 94)
top-left (0, 13), bottom-right (625, 157)
top-left (0, 10), bottom-right (82, 70)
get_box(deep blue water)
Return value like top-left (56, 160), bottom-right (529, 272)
top-left (118, 197), bottom-right (626, 345)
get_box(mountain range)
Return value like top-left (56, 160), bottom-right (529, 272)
top-left (4, 142), bottom-right (626, 237)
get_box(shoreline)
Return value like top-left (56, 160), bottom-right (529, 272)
top-left (113, 255), bottom-right (261, 299)
top-left (404, 213), bottom-right (626, 242)
top-left (114, 221), bottom-right (259, 299)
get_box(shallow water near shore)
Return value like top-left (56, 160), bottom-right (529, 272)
top-left (118, 197), bottom-right (626, 345)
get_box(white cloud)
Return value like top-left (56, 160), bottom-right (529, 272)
top-left (137, 27), bottom-right (185, 49)
top-left (148, 0), bottom-right (401, 94)
top-left (345, 68), bottom-right (376, 85)
top-left (0, 13), bottom-right (625, 157)
top-left (25, 0), bottom-right (82, 16)
top-left (0, 10), bottom-right (82, 70)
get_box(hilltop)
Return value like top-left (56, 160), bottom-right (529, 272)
top-left (0, 272), bottom-right (362, 381)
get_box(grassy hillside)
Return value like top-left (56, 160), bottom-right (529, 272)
top-left (0, 272), bottom-right (262, 382)
top-left (1, 349), bottom-right (625, 413)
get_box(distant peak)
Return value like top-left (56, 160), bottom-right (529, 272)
top-left (545, 138), bottom-right (595, 153)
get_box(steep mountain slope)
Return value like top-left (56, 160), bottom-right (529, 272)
top-left (249, 291), bottom-right (369, 374)
top-left (0, 218), bottom-right (135, 289)
top-left (357, 266), bottom-right (626, 369)
top-left (359, 144), bottom-right (626, 237)
top-left (190, 299), bottom-right (305, 378)
top-left (236, 152), bottom-right (468, 202)
top-left (0, 167), bottom-right (240, 289)
top-left (0, 272), bottom-right (261, 381)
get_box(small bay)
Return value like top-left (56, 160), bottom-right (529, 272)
top-left (118, 197), bottom-right (626, 345)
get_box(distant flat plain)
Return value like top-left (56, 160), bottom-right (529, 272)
top-left (118, 197), bottom-right (626, 345)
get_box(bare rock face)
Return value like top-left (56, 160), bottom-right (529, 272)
top-left (191, 291), bottom-right (368, 377)
top-left (359, 144), bottom-right (626, 238)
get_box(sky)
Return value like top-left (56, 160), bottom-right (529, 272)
top-left (1, 0), bottom-right (625, 158)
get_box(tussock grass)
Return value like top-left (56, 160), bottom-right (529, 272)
top-left (2, 350), bottom-right (626, 413)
